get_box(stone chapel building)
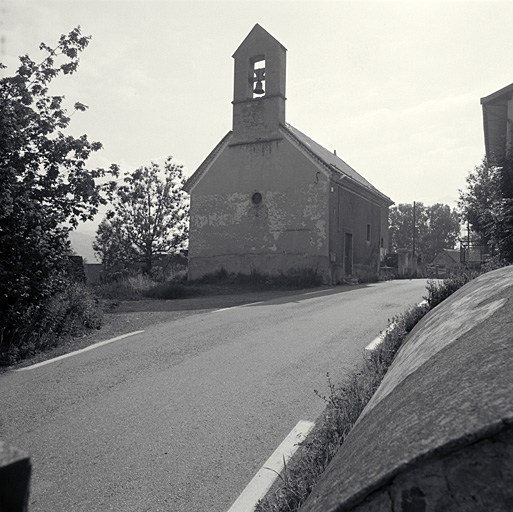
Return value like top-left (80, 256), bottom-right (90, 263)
top-left (184, 24), bottom-right (393, 283)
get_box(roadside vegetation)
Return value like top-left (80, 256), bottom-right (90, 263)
top-left (255, 260), bottom-right (508, 512)
top-left (0, 264), bottom-right (323, 366)
top-left (0, 28), bottom-right (118, 366)
top-left (96, 266), bottom-right (323, 302)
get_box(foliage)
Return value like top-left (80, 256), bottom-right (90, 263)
top-left (425, 272), bottom-right (477, 309)
top-left (0, 281), bottom-right (103, 365)
top-left (143, 281), bottom-right (192, 300)
top-left (458, 156), bottom-right (513, 262)
top-left (94, 158), bottom-right (189, 276)
top-left (389, 202), bottom-right (460, 262)
top-left (0, 27), bottom-right (117, 353)
top-left (458, 158), bottom-right (500, 245)
top-left (193, 266), bottom-right (323, 289)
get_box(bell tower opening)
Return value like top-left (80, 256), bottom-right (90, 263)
top-left (252, 57), bottom-right (266, 98)
top-left (232, 24), bottom-right (287, 142)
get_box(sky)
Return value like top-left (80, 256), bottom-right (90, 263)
top-left (2, 0), bottom-right (513, 258)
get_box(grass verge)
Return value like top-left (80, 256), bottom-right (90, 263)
top-left (95, 266), bottom-right (324, 302)
top-left (255, 270), bottom-right (488, 511)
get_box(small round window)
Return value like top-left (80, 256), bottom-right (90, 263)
top-left (251, 192), bottom-right (262, 205)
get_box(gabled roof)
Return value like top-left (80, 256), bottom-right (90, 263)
top-left (480, 82), bottom-right (513, 105)
top-left (433, 249), bottom-right (461, 265)
top-left (183, 131), bottom-right (233, 193)
top-left (281, 123), bottom-right (393, 205)
top-left (481, 82), bottom-right (513, 163)
top-left (232, 23), bottom-right (287, 58)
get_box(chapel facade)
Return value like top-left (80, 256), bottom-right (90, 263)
top-left (185, 24), bottom-right (393, 283)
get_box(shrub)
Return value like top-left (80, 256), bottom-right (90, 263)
top-left (95, 274), bottom-right (156, 301)
top-left (0, 281), bottom-right (103, 366)
top-left (424, 271), bottom-right (478, 309)
top-left (143, 282), bottom-right (191, 300)
top-left (193, 266), bottom-right (323, 289)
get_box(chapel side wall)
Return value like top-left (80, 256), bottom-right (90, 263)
top-left (188, 137), bottom-right (330, 280)
top-left (329, 185), bottom-right (383, 282)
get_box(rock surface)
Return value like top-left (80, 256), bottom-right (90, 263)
top-left (302, 266), bottom-right (513, 512)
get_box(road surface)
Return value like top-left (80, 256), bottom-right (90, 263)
top-left (0, 280), bottom-right (428, 511)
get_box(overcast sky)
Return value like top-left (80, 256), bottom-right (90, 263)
top-left (2, 0), bottom-right (513, 242)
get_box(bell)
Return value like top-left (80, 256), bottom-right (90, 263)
top-left (253, 81), bottom-right (265, 95)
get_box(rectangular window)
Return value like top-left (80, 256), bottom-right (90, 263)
top-left (252, 58), bottom-right (266, 98)
top-left (366, 224), bottom-right (371, 242)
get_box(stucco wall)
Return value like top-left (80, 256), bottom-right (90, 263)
top-left (329, 185), bottom-right (383, 282)
top-left (188, 137), bottom-right (330, 280)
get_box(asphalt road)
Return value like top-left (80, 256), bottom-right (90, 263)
top-left (0, 280), bottom-right (429, 512)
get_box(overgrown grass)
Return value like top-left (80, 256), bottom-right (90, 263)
top-left (95, 266), bottom-right (324, 302)
top-left (0, 281), bottom-right (104, 366)
top-left (194, 266), bottom-right (323, 290)
top-left (255, 268), bottom-right (491, 512)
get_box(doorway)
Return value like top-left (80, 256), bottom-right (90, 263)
top-left (344, 233), bottom-right (353, 275)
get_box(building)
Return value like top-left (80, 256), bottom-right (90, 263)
top-left (185, 24), bottom-right (393, 283)
top-left (428, 249), bottom-right (462, 277)
top-left (481, 82), bottom-right (513, 164)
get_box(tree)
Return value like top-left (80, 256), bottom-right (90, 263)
top-left (458, 156), bottom-right (513, 261)
top-left (458, 158), bottom-right (499, 246)
top-left (422, 203), bottom-right (461, 261)
top-left (94, 158), bottom-right (189, 276)
top-left (0, 27), bottom-right (117, 346)
top-left (389, 202), bottom-right (428, 254)
top-left (389, 202), bottom-right (460, 261)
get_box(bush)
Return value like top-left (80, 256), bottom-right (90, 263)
top-left (425, 270), bottom-right (478, 309)
top-left (143, 282), bottom-right (193, 300)
top-left (0, 281), bottom-right (103, 366)
top-left (95, 274), bottom-right (156, 301)
top-left (193, 266), bottom-right (323, 289)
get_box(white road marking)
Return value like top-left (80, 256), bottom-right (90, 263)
top-left (302, 289), bottom-right (331, 296)
top-left (15, 330), bottom-right (145, 371)
top-left (214, 289), bottom-right (332, 313)
top-left (213, 301), bottom-right (264, 313)
top-left (213, 306), bottom-right (239, 313)
top-left (227, 420), bottom-right (315, 512)
top-left (365, 300), bottom-right (429, 351)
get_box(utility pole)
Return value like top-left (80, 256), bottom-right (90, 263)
top-left (412, 201), bottom-right (416, 257)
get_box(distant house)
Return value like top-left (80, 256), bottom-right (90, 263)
top-left (428, 249), bottom-right (462, 277)
top-left (432, 249), bottom-right (461, 268)
top-left (481, 82), bottom-right (513, 164)
top-left (184, 24), bottom-right (393, 284)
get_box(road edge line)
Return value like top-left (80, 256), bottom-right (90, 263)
top-left (227, 420), bottom-right (315, 512)
top-left (15, 330), bottom-right (145, 371)
top-left (365, 299), bottom-right (429, 351)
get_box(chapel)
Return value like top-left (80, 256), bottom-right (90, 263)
top-left (185, 24), bottom-right (393, 283)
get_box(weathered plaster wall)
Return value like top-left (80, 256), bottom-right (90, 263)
top-left (380, 205), bottom-right (390, 257)
top-left (329, 184), bottom-right (383, 282)
top-left (188, 137), bottom-right (330, 279)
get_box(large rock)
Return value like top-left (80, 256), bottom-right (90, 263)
top-left (302, 265), bottom-right (513, 512)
